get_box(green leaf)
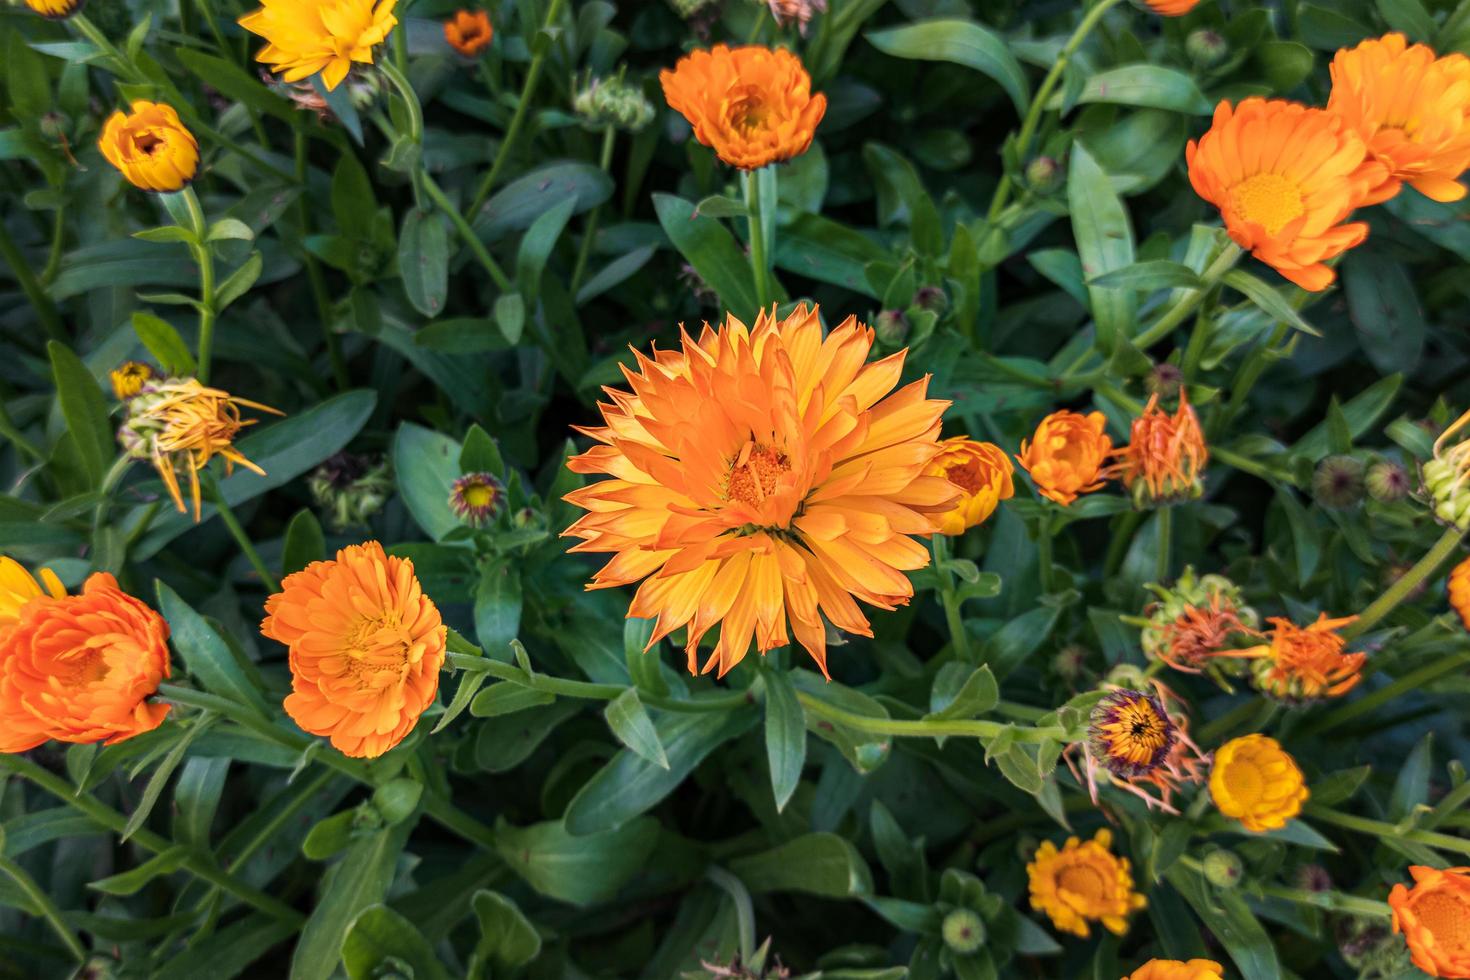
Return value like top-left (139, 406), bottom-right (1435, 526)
top-left (155, 582), bottom-right (272, 717)
top-left (983, 605), bottom-right (1061, 680)
top-left (174, 49), bottom-right (293, 122)
top-left (473, 701), bottom-right (582, 772)
top-left (1087, 260), bottom-right (1202, 291)
top-left (865, 20), bottom-right (1029, 116)
top-left (1050, 65), bottom-right (1212, 115)
top-left (1166, 864), bottom-right (1282, 980)
top-left (292, 820), bottom-right (414, 980)
top-left (470, 682), bottom-right (553, 718)
top-left (1342, 251), bottom-right (1425, 375)
top-left (131, 311), bottom-right (197, 375)
top-left (398, 210), bottom-right (450, 318)
top-left (301, 810), bottom-right (357, 861)
top-left (473, 162), bottom-right (613, 242)
top-left (1221, 269), bottom-right (1320, 337)
top-left (205, 218), bottom-right (255, 243)
top-left (432, 668), bottom-right (489, 735)
top-left (7, 33), bottom-right (50, 118)
top-left (652, 193), bottom-right (760, 322)
top-left (1391, 733), bottom-right (1434, 821)
top-left (331, 154), bottom-right (377, 242)
top-left (473, 557), bottom-right (522, 657)
top-left (926, 664), bottom-right (999, 721)
top-left (281, 509), bottom-right (325, 577)
top-left (123, 715), bottom-right (215, 842)
top-left (469, 890), bottom-right (542, 974)
top-left (373, 779), bottom-right (423, 825)
top-left (88, 844), bottom-right (190, 895)
top-left (153, 913), bottom-right (299, 980)
top-left (494, 817), bottom-right (658, 906)
top-left (992, 743), bottom-right (1044, 795)
top-left (1068, 143), bottom-right (1136, 353)
top-left (47, 340), bottom-right (113, 488)
top-left (604, 688), bottom-right (669, 770)
top-left (730, 833), bottom-right (873, 898)
top-left (516, 195), bottom-right (577, 305)
top-left (1274, 489), bottom-right (1320, 588)
top-left (342, 904), bottom-right (448, 980)
top-left (763, 668), bottom-right (806, 813)
top-left (214, 250), bottom-right (262, 312)
top-left (391, 422), bottom-right (462, 541)
top-left (863, 144), bottom-right (943, 257)
top-left (172, 755), bottom-right (229, 849)
top-left (1291, 374), bottom-right (1402, 460)
top-left (458, 424), bottom-right (505, 479)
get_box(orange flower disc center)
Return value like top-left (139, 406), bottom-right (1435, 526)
top-left (1058, 864), bottom-right (1108, 904)
top-left (1229, 173), bottom-right (1305, 236)
top-left (1415, 890), bottom-right (1470, 950)
top-left (727, 87), bottom-right (771, 134)
top-left (944, 459), bottom-right (988, 494)
top-left (725, 443), bottom-right (791, 508)
top-left (343, 612), bottom-right (414, 684)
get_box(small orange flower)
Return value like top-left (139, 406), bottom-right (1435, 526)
top-left (1242, 613), bottom-right (1367, 700)
top-left (1125, 960), bottom-right (1224, 980)
top-left (925, 437), bottom-right (1014, 535)
top-left (1017, 410), bottom-right (1112, 506)
top-left (1142, 0), bottom-right (1200, 14)
top-left (1027, 828), bottom-right (1146, 938)
top-left (1209, 734), bottom-right (1309, 832)
top-left (0, 571), bottom-right (171, 753)
top-left (1329, 33), bottom-right (1470, 205)
top-left (262, 542), bottom-right (446, 759)
top-left (444, 9), bottom-right (493, 58)
top-left (99, 101), bottom-right (200, 193)
top-left (1187, 97), bottom-right (1383, 291)
top-left (660, 45), bottom-right (826, 170)
top-left (1112, 392), bottom-right (1208, 506)
top-left (1389, 865), bottom-right (1470, 978)
top-left (1450, 557), bottom-right (1470, 631)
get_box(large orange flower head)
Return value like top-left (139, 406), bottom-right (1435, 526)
top-left (925, 437), bottom-right (1014, 535)
top-left (563, 305), bottom-right (958, 678)
top-left (1125, 960), bottom-right (1224, 980)
top-left (1244, 613), bottom-right (1366, 701)
top-left (239, 0), bottom-right (397, 91)
top-left (99, 101), bottom-right (199, 193)
top-left (1026, 828), bottom-right (1146, 938)
top-left (1113, 391), bottom-right (1208, 506)
top-left (1187, 98), bottom-right (1383, 291)
top-left (262, 542), bottom-right (446, 759)
top-left (1451, 557), bottom-right (1470, 632)
top-left (1390, 865), bottom-right (1470, 978)
top-left (0, 571), bottom-right (171, 753)
top-left (1017, 410), bottom-right (1112, 506)
top-left (660, 45), bottom-right (826, 170)
top-left (1329, 33), bottom-right (1470, 205)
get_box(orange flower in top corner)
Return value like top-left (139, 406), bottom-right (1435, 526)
top-left (1329, 33), bottom-right (1470, 205)
top-left (1450, 557), bottom-right (1470, 631)
top-left (1027, 828), bottom-right (1146, 938)
top-left (1017, 410), bottom-right (1113, 506)
top-left (262, 541), bottom-right (446, 759)
top-left (1125, 960), bottom-right (1224, 980)
top-left (1113, 391), bottom-right (1208, 506)
top-left (444, 9), bottom-right (493, 58)
top-left (1241, 613), bottom-right (1367, 701)
top-left (925, 437), bottom-right (1014, 535)
top-left (1187, 98), bottom-right (1383, 291)
top-left (99, 101), bottom-right (199, 193)
top-left (1142, 0), bottom-right (1200, 14)
top-left (23, 0), bottom-right (83, 19)
top-left (0, 569), bottom-right (172, 753)
top-left (1389, 865), bottom-right (1470, 978)
top-left (660, 45), bottom-right (826, 170)
top-left (563, 305), bottom-right (958, 678)
top-left (239, 0), bottom-right (397, 91)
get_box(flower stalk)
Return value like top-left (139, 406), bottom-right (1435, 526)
top-left (1343, 526), bottom-right (1466, 640)
top-left (744, 165), bottom-right (776, 311)
top-left (1132, 240), bottom-right (1244, 350)
top-left (202, 469), bottom-right (279, 593)
top-left (932, 535), bottom-right (975, 663)
top-left (178, 187), bottom-right (217, 384)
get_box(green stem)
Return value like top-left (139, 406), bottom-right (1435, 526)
top-left (0, 855), bottom-right (87, 962)
top-left (1155, 505), bottom-right (1172, 583)
top-left (179, 188), bottom-right (216, 384)
top-left (744, 167), bottom-right (771, 312)
top-left (202, 470), bottom-right (279, 593)
top-left (1259, 884), bottom-right (1391, 919)
top-left (932, 536), bottom-right (975, 663)
top-left (1036, 509), bottom-right (1056, 593)
top-left (295, 129), bottom-right (348, 390)
top-left (1343, 526), bottom-right (1465, 640)
top-left (445, 651), bottom-right (754, 713)
top-left (378, 59), bottom-right (423, 146)
top-left (1210, 445), bottom-right (1288, 484)
top-left (1306, 803), bottom-right (1470, 859)
top-left (420, 174), bottom-right (513, 291)
top-left (468, 0), bottom-right (567, 216)
top-left (985, 0), bottom-right (1124, 222)
top-left (0, 218), bottom-right (66, 343)
top-left (570, 125), bottom-right (616, 296)
top-left (796, 690), bottom-right (1067, 743)
top-left (1216, 323), bottom-right (1290, 435)
top-left (1300, 649), bottom-right (1470, 737)
top-left (1131, 241), bottom-right (1244, 350)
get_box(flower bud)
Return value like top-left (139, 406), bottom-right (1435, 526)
top-left (1186, 29), bottom-right (1228, 67)
top-left (449, 472), bottom-right (506, 528)
top-left (1025, 155), bottom-right (1062, 193)
top-left (1295, 864), bottom-right (1332, 893)
top-left (912, 285), bottom-right (948, 315)
top-left (1424, 456), bottom-right (1470, 530)
top-left (1365, 460), bottom-right (1410, 503)
top-left (1203, 849), bottom-right (1243, 888)
top-left (1146, 362), bottom-right (1183, 401)
top-left (309, 453), bottom-right (393, 531)
top-left (573, 73), bottom-right (656, 133)
top-left (875, 309), bottom-right (909, 347)
top-left (1311, 455), bottom-right (1365, 509)
top-left (941, 908), bottom-right (986, 955)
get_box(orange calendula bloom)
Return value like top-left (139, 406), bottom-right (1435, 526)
top-left (1451, 557), bottom-right (1470, 631)
top-left (0, 571), bottom-right (171, 753)
top-left (1389, 865), bottom-right (1470, 978)
top-left (1017, 410), bottom-right (1112, 506)
top-left (563, 305), bottom-right (957, 678)
top-left (1088, 689), bottom-right (1176, 778)
top-left (443, 9), bottom-right (493, 58)
top-left (239, 0), bottom-right (397, 91)
top-left (23, 0), bottom-right (83, 18)
top-left (1241, 613), bottom-right (1367, 700)
top-left (1027, 828), bottom-right (1146, 938)
top-left (1329, 33), bottom-right (1470, 206)
top-left (925, 437), bottom-right (1014, 535)
top-left (1142, 0), bottom-right (1200, 14)
top-left (98, 101), bottom-right (199, 193)
top-left (1209, 734), bottom-right (1309, 832)
top-left (1187, 97), bottom-right (1383, 291)
top-left (262, 542), bottom-right (446, 759)
top-left (660, 45), bottom-right (826, 170)
top-left (1125, 960), bottom-right (1225, 980)
top-left (1113, 391), bottom-right (1208, 506)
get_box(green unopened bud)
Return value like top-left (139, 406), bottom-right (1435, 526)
top-left (1311, 455), bottom-right (1365, 510)
top-left (912, 285), bottom-right (948, 315)
top-left (573, 73), bottom-right (656, 133)
top-left (309, 453), bottom-right (393, 531)
top-left (875, 309), bottom-right (908, 347)
top-left (1365, 460), bottom-right (1410, 503)
top-left (1203, 849), bottom-right (1243, 888)
top-left (1146, 362), bottom-right (1183, 401)
top-left (942, 907), bottom-right (986, 955)
top-left (1025, 155), bottom-right (1062, 194)
top-left (1295, 864), bottom-right (1331, 893)
top-left (666, 0), bottom-right (718, 14)
top-left (39, 111), bottom-right (70, 141)
top-left (1052, 644), bottom-right (1089, 681)
top-left (1186, 29), bottom-right (1228, 67)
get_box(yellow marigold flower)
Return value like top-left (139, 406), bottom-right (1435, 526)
top-left (1112, 391), bottom-right (1208, 506)
top-left (0, 572), bottom-right (172, 753)
top-left (239, 0), bottom-right (398, 92)
top-left (98, 101), bottom-right (199, 193)
top-left (1426, 408), bottom-right (1470, 530)
top-left (0, 557), bottom-right (65, 627)
top-left (660, 45), bottom-right (826, 170)
top-left (1241, 613), bottom-right (1367, 701)
top-left (23, 0), bottom-right (84, 19)
top-left (1209, 734), bottom-right (1309, 832)
top-left (1017, 410), bottom-right (1112, 506)
top-left (444, 9), bottom-right (493, 58)
top-left (925, 437), bottom-right (1014, 535)
top-left (563, 305), bottom-right (957, 678)
top-left (1451, 557), bottom-right (1470, 632)
top-left (1187, 97), bottom-right (1383, 291)
top-left (1329, 33), bottom-right (1470, 205)
top-left (1027, 828), bottom-right (1146, 938)
top-left (118, 378), bottom-right (281, 522)
top-left (261, 541), bottom-right (446, 759)
top-left (1124, 959), bottom-right (1225, 980)
top-left (1089, 689), bottom-right (1177, 778)
top-left (1389, 865), bottom-right (1470, 979)
top-left (110, 360), bottom-right (154, 400)
top-left (1142, 0), bottom-right (1200, 14)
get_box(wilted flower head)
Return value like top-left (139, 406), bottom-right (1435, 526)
top-left (574, 72), bottom-right (656, 133)
top-left (1027, 829), bottom-right (1146, 938)
top-left (925, 437), bottom-right (1014, 536)
top-left (1242, 613), bottom-right (1367, 701)
top-left (764, 0), bottom-right (826, 35)
top-left (1389, 866), bottom-right (1470, 979)
top-left (1017, 410), bottom-right (1112, 506)
top-left (450, 471), bottom-right (505, 527)
top-left (1312, 454), bottom-right (1365, 509)
top-left (1112, 391), bottom-right (1208, 506)
top-left (99, 101), bottom-right (199, 193)
top-left (309, 452), bottom-right (393, 530)
top-left (110, 361), bottom-right (155, 400)
top-left (1140, 568), bottom-right (1260, 674)
top-left (1088, 689), bottom-right (1176, 778)
top-left (443, 9), bottom-right (492, 58)
top-left (119, 378), bottom-right (280, 521)
top-left (239, 0), bottom-right (397, 91)
top-left (1209, 733), bottom-right (1309, 832)
top-left (1424, 407), bottom-right (1470, 530)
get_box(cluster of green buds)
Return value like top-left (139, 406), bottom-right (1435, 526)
top-left (308, 452), bottom-right (393, 530)
top-left (1133, 567), bottom-right (1259, 677)
top-left (1424, 409), bottom-right (1470, 530)
top-left (572, 69), bottom-right (655, 133)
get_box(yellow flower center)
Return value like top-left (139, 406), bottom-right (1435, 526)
top-left (1415, 890), bottom-right (1470, 951)
top-left (1221, 755), bottom-right (1265, 803)
top-left (726, 443), bottom-right (791, 506)
top-left (1057, 863), bottom-right (1108, 905)
top-left (1230, 173), bottom-right (1305, 236)
top-left (462, 483), bottom-right (496, 508)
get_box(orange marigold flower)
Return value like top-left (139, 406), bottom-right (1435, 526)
top-left (660, 44), bottom-right (826, 170)
top-left (1209, 733), bottom-right (1309, 832)
top-left (1125, 959), bottom-right (1224, 980)
top-left (444, 9), bottom-right (493, 58)
top-left (1329, 33), bottom-right (1470, 206)
top-left (1187, 97), bottom-right (1383, 291)
top-left (1142, 0), bottom-right (1200, 14)
top-left (118, 378), bottom-right (281, 522)
top-left (1389, 865), bottom-right (1470, 978)
top-left (1112, 391), bottom-right (1208, 506)
top-left (1451, 557), bottom-right (1470, 632)
top-left (562, 305), bottom-right (957, 678)
top-left (23, 0), bottom-right (83, 18)
top-left (1088, 689), bottom-right (1176, 778)
top-left (1027, 828), bottom-right (1146, 938)
top-left (262, 541), bottom-right (446, 759)
top-left (1242, 613), bottom-right (1367, 700)
top-left (925, 437), bottom-right (1014, 535)
top-left (0, 571), bottom-right (171, 753)
top-left (99, 101), bottom-right (199, 193)
top-left (239, 0), bottom-right (397, 91)
top-left (1017, 410), bottom-right (1112, 506)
